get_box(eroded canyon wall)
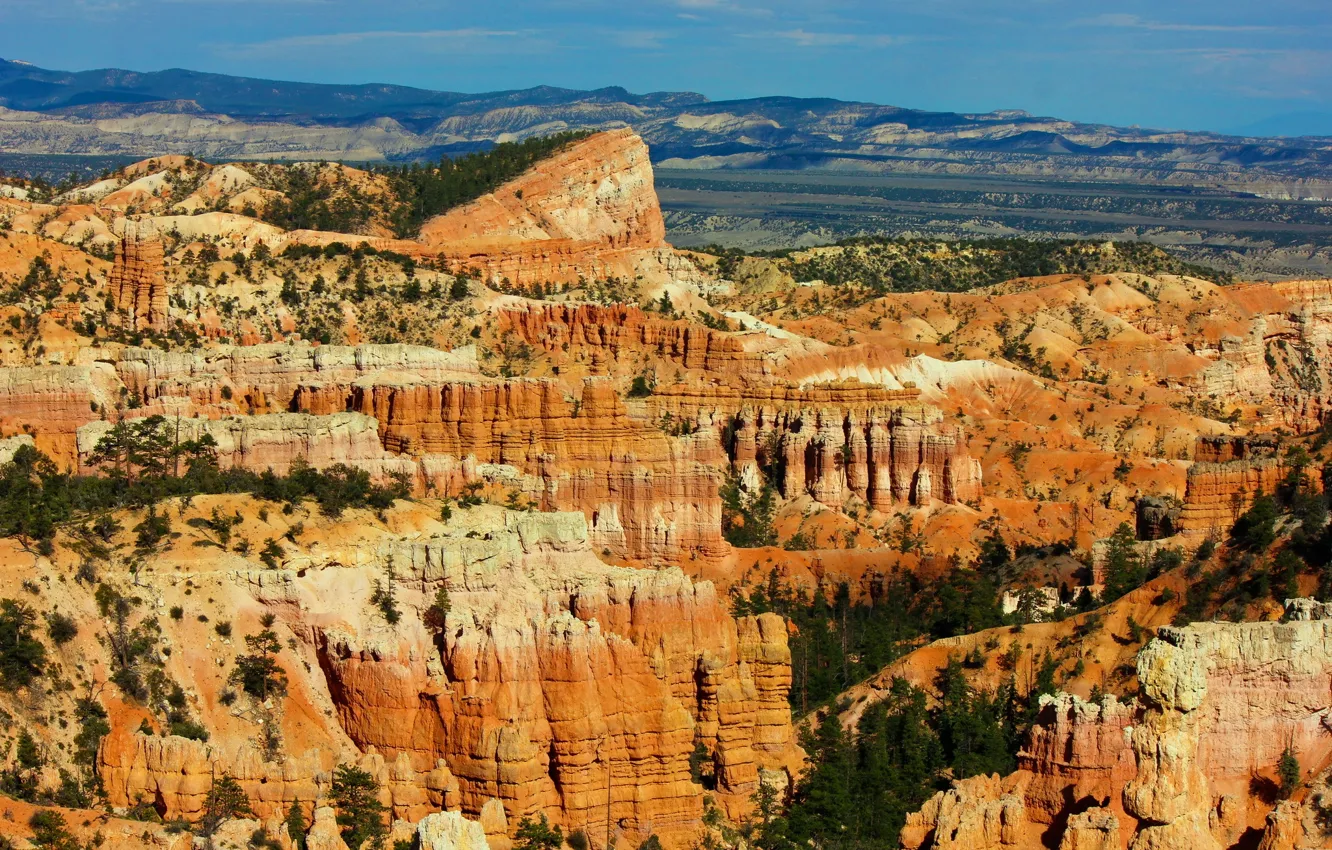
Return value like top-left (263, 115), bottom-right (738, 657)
top-left (902, 600), bottom-right (1332, 850)
top-left (97, 507), bottom-right (798, 847)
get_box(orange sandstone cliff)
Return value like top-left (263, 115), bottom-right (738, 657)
top-left (419, 129), bottom-right (686, 287)
top-left (87, 503), bottom-right (797, 846)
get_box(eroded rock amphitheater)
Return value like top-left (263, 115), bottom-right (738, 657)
top-left (0, 129), bottom-right (1329, 850)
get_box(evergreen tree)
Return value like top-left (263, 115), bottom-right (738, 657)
top-left (0, 598), bottom-right (47, 689)
top-left (332, 764), bottom-right (387, 849)
top-left (514, 813), bottom-right (564, 850)
top-left (1233, 492), bottom-right (1280, 552)
top-left (201, 774), bottom-right (254, 837)
top-left (1101, 522), bottom-right (1146, 601)
top-left (286, 800), bottom-right (308, 850)
top-left (229, 629), bottom-right (288, 701)
top-left (1278, 747), bottom-right (1301, 797)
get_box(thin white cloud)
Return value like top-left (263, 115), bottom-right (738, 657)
top-left (749, 28), bottom-right (905, 47)
top-left (1079, 14), bottom-right (1286, 33)
top-left (669, 0), bottom-right (775, 18)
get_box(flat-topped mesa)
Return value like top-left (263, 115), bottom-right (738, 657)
top-left (498, 303), bottom-right (768, 377)
top-left (418, 129), bottom-right (671, 286)
top-left (109, 220), bottom-right (170, 331)
top-left (1177, 434), bottom-right (1320, 538)
top-left (902, 599), bottom-right (1332, 850)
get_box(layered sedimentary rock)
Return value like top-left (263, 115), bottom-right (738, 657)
top-left (1123, 634), bottom-right (1221, 850)
top-left (728, 404), bottom-right (982, 508)
top-left (902, 600), bottom-right (1332, 850)
top-left (1225, 279), bottom-right (1332, 430)
top-left (76, 411), bottom-right (417, 479)
top-left (419, 130), bottom-right (686, 287)
top-left (900, 772), bottom-right (1036, 850)
top-left (1177, 435), bottom-right (1319, 537)
top-left (1136, 495), bottom-right (1182, 540)
top-left (114, 342), bottom-right (482, 414)
top-left (499, 303), bottom-right (766, 377)
top-left (649, 380), bottom-right (923, 415)
top-left (0, 344), bottom-right (481, 468)
top-left (98, 732), bottom-right (460, 823)
top-left (1020, 694), bottom-right (1136, 825)
top-left (325, 376), bottom-right (727, 561)
top-left (109, 221), bottom-right (170, 331)
top-left (0, 363), bottom-right (117, 462)
top-left (96, 507), bottom-right (795, 847)
top-left (308, 509), bottom-right (794, 843)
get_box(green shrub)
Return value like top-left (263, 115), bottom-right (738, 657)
top-left (45, 611), bottom-right (77, 645)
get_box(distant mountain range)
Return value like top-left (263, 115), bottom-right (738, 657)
top-left (3, 58), bottom-right (1332, 196)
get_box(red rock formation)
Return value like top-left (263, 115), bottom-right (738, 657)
top-left (418, 130), bottom-right (669, 286)
top-left (649, 380), bottom-right (924, 415)
top-left (903, 601), bottom-right (1332, 850)
top-left (77, 412), bottom-right (417, 480)
top-left (1178, 435), bottom-right (1322, 538)
top-left (319, 376), bottom-right (727, 561)
top-left (1019, 695), bottom-right (1135, 825)
top-left (727, 404), bottom-right (982, 509)
top-left (309, 511), bottom-right (796, 844)
top-left (0, 344), bottom-right (478, 469)
top-left (114, 343), bottom-right (481, 414)
top-left (1228, 279), bottom-right (1332, 431)
top-left (97, 731), bottom-right (460, 823)
top-left (0, 364), bottom-right (109, 463)
top-left (499, 304), bottom-right (766, 377)
top-left (91, 507), bottom-right (792, 846)
top-left (109, 222), bottom-right (170, 331)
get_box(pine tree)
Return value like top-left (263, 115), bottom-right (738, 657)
top-left (201, 774), bottom-right (254, 837)
top-left (285, 800), bottom-right (307, 850)
top-left (1278, 747), bottom-right (1301, 797)
top-left (332, 764), bottom-right (387, 849)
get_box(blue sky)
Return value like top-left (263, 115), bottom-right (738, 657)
top-left (1, 0), bottom-right (1329, 135)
